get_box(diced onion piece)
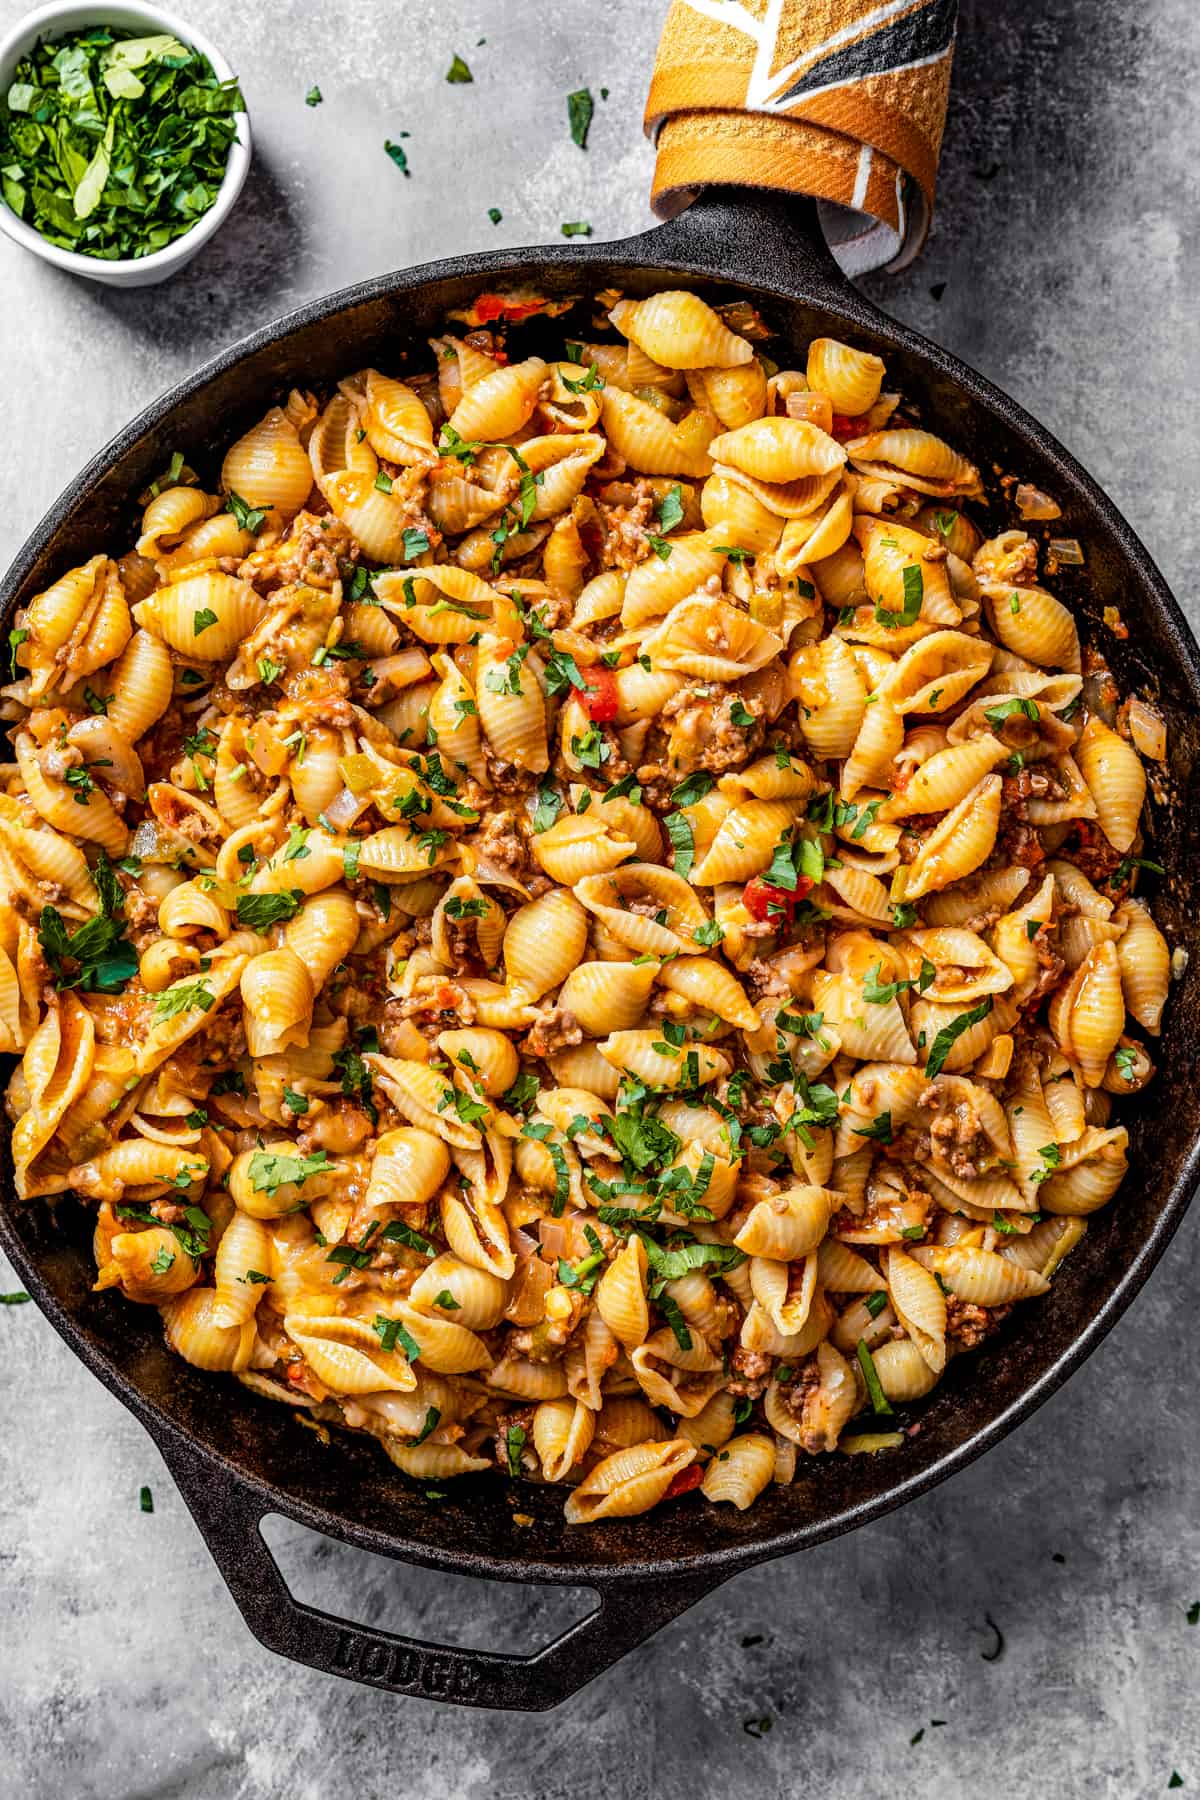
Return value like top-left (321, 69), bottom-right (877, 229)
top-left (1127, 697), bottom-right (1167, 762)
top-left (1015, 483), bottom-right (1061, 520)
top-left (1048, 536), bottom-right (1084, 565)
top-left (324, 785), bottom-right (369, 829)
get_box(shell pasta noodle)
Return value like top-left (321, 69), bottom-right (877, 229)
top-left (3, 287), bottom-right (1175, 1525)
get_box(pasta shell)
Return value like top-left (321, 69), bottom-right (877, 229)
top-left (557, 960), bottom-right (657, 1035)
top-left (365, 1127), bottom-right (450, 1208)
top-left (881, 1246), bottom-right (946, 1373)
top-left (1075, 715), bottom-right (1146, 854)
top-left (163, 1288), bottom-right (255, 1372)
top-left (563, 1439), bottom-right (697, 1523)
top-left (221, 408), bottom-right (313, 515)
top-left (503, 888), bottom-right (588, 1002)
top-left (734, 1186), bottom-right (838, 1260)
top-left (609, 292), bottom-right (752, 369)
top-left (599, 1031), bottom-right (730, 1091)
top-left (575, 864), bottom-right (712, 958)
top-left (709, 418), bottom-right (845, 483)
top-left (806, 337), bottom-right (886, 416)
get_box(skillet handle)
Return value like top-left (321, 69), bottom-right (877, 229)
top-left (158, 1436), bottom-right (728, 1711)
top-left (632, 185), bottom-right (858, 309)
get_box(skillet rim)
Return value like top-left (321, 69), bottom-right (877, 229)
top-left (2, 191), bottom-right (1199, 1590)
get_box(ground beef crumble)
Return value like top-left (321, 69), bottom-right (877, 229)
top-left (945, 1297), bottom-right (1011, 1351)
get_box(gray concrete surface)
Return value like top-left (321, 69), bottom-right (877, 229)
top-left (0, 1), bottom-right (1197, 1794)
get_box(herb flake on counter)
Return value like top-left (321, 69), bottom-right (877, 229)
top-left (384, 138), bottom-right (411, 176)
top-left (446, 55), bottom-right (473, 84)
top-left (1, 1291), bottom-right (31, 1305)
top-left (980, 1612), bottom-right (1005, 1662)
top-left (139, 1485), bottom-right (154, 1513)
top-left (568, 87), bottom-right (594, 148)
top-left (561, 220), bottom-right (592, 237)
top-left (487, 206), bottom-right (502, 224)
top-left (305, 85), bottom-right (322, 106)
top-left (0, 29), bottom-right (244, 261)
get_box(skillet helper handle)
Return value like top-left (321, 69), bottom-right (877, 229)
top-left (159, 1437), bottom-right (727, 1711)
top-left (645, 0), bottom-right (959, 271)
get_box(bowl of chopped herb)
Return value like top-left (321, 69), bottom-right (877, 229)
top-left (0, 1), bottom-right (250, 285)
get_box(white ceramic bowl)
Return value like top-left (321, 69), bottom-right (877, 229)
top-left (0, 0), bottom-right (251, 286)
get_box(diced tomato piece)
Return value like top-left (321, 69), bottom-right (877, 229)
top-left (830, 412), bottom-right (864, 442)
top-left (742, 874), bottom-right (813, 922)
top-left (579, 666), bottom-right (619, 723)
top-left (472, 294), bottom-right (544, 325)
top-left (665, 1463), bottom-right (704, 1499)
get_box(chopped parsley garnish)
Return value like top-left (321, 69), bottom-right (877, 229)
top-left (0, 29), bottom-right (245, 262)
top-left (8, 627), bottom-right (29, 676)
top-left (664, 811), bottom-right (695, 881)
top-left (37, 852), bottom-right (136, 993)
top-left (855, 1340), bottom-right (894, 1415)
top-left (543, 649), bottom-right (586, 697)
top-left (852, 1111), bottom-right (894, 1144)
top-left (984, 697), bottom-right (1040, 728)
top-left (226, 491), bottom-right (269, 533)
top-left (1029, 1143), bottom-right (1063, 1184)
top-left (505, 1423), bottom-right (527, 1477)
top-left (730, 699), bottom-right (756, 728)
top-left (116, 1201), bottom-right (211, 1261)
top-left (874, 564), bottom-right (923, 629)
top-left (670, 771), bottom-right (715, 808)
top-left (366, 1312), bottom-right (419, 1360)
top-left (247, 1148), bottom-right (332, 1195)
top-left (639, 1237), bottom-right (746, 1285)
top-left (567, 86), bottom-right (594, 148)
top-left (445, 896), bottom-right (488, 920)
top-left (862, 959), bottom-right (934, 1004)
top-left (236, 889), bottom-right (303, 931)
top-left (502, 1071), bottom-right (540, 1111)
top-left (192, 607), bottom-right (218, 636)
top-left (571, 725), bottom-right (609, 769)
top-left (561, 362), bottom-right (604, 394)
top-left (378, 1218), bottom-right (437, 1257)
top-left (924, 998), bottom-right (994, 1079)
top-left (658, 1293), bottom-right (693, 1351)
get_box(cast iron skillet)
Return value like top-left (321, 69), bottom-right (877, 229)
top-left (2, 190), bottom-right (1198, 1712)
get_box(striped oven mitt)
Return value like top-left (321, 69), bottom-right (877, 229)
top-left (645, 0), bottom-right (958, 274)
